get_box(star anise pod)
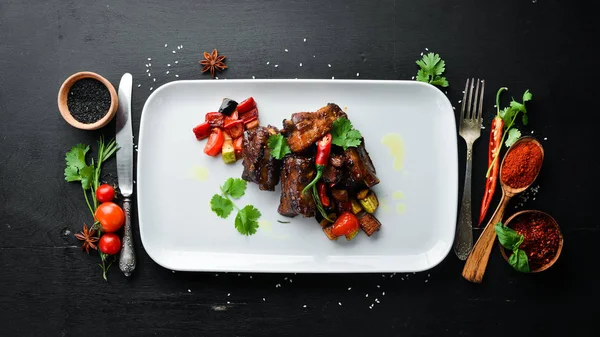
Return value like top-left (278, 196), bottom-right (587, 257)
top-left (199, 49), bottom-right (227, 78)
top-left (74, 224), bottom-right (98, 254)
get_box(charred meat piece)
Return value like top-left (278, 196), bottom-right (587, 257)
top-left (282, 103), bottom-right (346, 153)
top-left (321, 153), bottom-right (344, 184)
top-left (278, 155), bottom-right (316, 217)
top-left (241, 126), bottom-right (281, 191)
top-left (343, 141), bottom-right (380, 188)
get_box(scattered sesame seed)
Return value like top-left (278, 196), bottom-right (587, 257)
top-left (148, 57), bottom-right (152, 61)
top-left (369, 306), bottom-right (373, 310)
top-left (299, 63), bottom-right (302, 67)
top-left (285, 49), bottom-right (288, 52)
top-left (137, 84), bottom-right (141, 88)
top-left (382, 274), bottom-right (386, 278)
top-left (149, 63), bottom-right (151, 67)
top-left (531, 130), bottom-right (534, 134)
top-left (175, 75), bottom-right (179, 78)
top-left (165, 44), bottom-right (168, 47)
top-left (263, 298), bottom-right (266, 301)
top-left (148, 73), bottom-right (151, 77)
top-left (425, 279), bottom-right (429, 283)
top-left (328, 64), bottom-right (331, 67)
top-left (284, 277), bottom-right (288, 280)
top-left (266, 61), bottom-right (270, 65)
top-left (153, 78), bottom-right (156, 82)
top-left (420, 52), bottom-right (423, 56)
top-left (215, 77), bottom-right (219, 79)
top-left (238, 274), bottom-right (240, 276)
top-left (150, 87), bottom-right (153, 91)
top-left (145, 64), bottom-right (149, 67)
top-left (172, 270), bottom-right (175, 273)
top-left (338, 302), bottom-right (342, 306)
top-left (453, 107), bottom-right (456, 110)
top-left (356, 73), bottom-right (360, 77)
top-left (425, 47), bottom-right (429, 51)
top-left (377, 285), bottom-right (380, 288)
top-left (458, 100), bottom-right (462, 103)
top-left (303, 305), bottom-right (307, 308)
top-left (544, 137), bottom-right (547, 140)
top-left (428, 274), bottom-right (430, 277)
top-left (366, 294), bottom-right (369, 298)
top-left (227, 301), bottom-right (230, 304)
top-left (411, 76), bottom-right (415, 80)
top-left (382, 292), bottom-right (386, 296)
top-left (166, 71), bottom-right (170, 74)
top-left (177, 46), bottom-right (181, 50)
top-left (146, 69), bottom-right (149, 73)
top-left (348, 287), bottom-right (352, 291)
top-left (175, 61), bottom-right (179, 64)
top-left (313, 55), bottom-right (316, 58)
top-left (252, 76), bottom-right (255, 79)
top-left (172, 50), bottom-right (176, 54)
top-left (227, 293), bottom-right (230, 296)
top-left (332, 77), bottom-right (335, 80)
top-left (187, 289), bottom-right (191, 293)
top-left (303, 38), bottom-right (307, 42)
top-left (167, 64), bottom-right (171, 67)
top-left (274, 64), bottom-right (278, 67)
top-left (401, 278), bottom-right (404, 280)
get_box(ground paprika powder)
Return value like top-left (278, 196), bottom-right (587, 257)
top-left (511, 212), bottom-right (561, 270)
top-left (500, 141), bottom-right (543, 189)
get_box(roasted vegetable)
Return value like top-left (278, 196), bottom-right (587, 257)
top-left (221, 139), bottom-right (236, 164)
top-left (332, 212), bottom-right (360, 237)
top-left (218, 98), bottom-right (238, 116)
top-left (358, 191), bottom-right (379, 214)
top-left (350, 198), bottom-right (363, 215)
top-left (356, 189), bottom-right (369, 200)
top-left (323, 225), bottom-right (337, 240)
top-left (358, 213), bottom-right (381, 236)
top-left (245, 119), bottom-right (260, 130)
top-left (331, 189), bottom-right (348, 202)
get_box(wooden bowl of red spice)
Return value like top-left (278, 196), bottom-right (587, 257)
top-left (57, 71), bottom-right (118, 130)
top-left (499, 210), bottom-right (563, 272)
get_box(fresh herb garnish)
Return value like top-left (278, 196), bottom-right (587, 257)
top-left (485, 90), bottom-right (532, 177)
top-left (64, 136), bottom-right (119, 280)
top-left (268, 134), bottom-right (291, 159)
top-left (495, 222), bottom-right (530, 273)
top-left (210, 178), bottom-right (261, 236)
top-left (331, 117), bottom-right (362, 150)
top-left (415, 52), bottom-right (449, 87)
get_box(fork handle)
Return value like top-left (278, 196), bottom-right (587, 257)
top-left (454, 141), bottom-right (474, 260)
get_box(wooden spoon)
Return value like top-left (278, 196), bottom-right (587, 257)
top-left (461, 136), bottom-right (544, 283)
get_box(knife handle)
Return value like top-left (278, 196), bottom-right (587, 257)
top-left (119, 197), bottom-right (136, 277)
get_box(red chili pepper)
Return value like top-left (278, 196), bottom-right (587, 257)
top-left (478, 88), bottom-right (506, 225)
top-left (302, 134), bottom-right (332, 195)
top-left (192, 122), bottom-right (211, 140)
top-left (317, 182), bottom-right (330, 208)
top-left (237, 97), bottom-right (256, 114)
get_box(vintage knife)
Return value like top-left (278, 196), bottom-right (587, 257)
top-left (115, 73), bottom-right (136, 277)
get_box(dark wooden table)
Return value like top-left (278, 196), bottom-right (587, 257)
top-left (1, 0), bottom-right (598, 336)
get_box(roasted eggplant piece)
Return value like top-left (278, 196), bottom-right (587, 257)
top-left (358, 213), bottom-right (382, 236)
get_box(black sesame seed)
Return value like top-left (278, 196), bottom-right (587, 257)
top-left (67, 78), bottom-right (111, 124)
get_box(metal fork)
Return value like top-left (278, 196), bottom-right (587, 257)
top-left (454, 78), bottom-right (485, 261)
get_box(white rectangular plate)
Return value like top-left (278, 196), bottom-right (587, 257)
top-left (137, 79), bottom-right (457, 273)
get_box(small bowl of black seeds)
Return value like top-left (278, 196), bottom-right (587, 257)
top-left (58, 71), bottom-right (118, 130)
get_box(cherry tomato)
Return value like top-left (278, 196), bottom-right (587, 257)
top-left (99, 233), bottom-right (121, 255)
top-left (95, 202), bottom-right (125, 233)
top-left (96, 184), bottom-right (115, 203)
top-left (237, 97), bottom-right (256, 114)
top-left (204, 128), bottom-right (225, 157)
top-left (331, 212), bottom-right (360, 237)
top-left (205, 112), bottom-right (224, 128)
top-left (192, 121), bottom-right (211, 140)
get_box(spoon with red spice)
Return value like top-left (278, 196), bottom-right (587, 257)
top-left (462, 136), bottom-right (544, 283)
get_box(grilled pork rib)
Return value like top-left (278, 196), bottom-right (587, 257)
top-left (241, 126), bottom-right (282, 191)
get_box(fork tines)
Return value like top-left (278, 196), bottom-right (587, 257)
top-left (460, 78), bottom-right (485, 121)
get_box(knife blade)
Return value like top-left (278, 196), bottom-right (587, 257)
top-left (115, 73), bottom-right (136, 277)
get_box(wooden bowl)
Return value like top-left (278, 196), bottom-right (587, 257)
top-left (499, 210), bottom-right (563, 273)
top-left (57, 71), bottom-right (118, 130)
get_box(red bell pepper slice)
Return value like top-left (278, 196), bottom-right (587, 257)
top-left (205, 112), bottom-right (224, 128)
top-left (203, 128), bottom-right (224, 156)
top-left (237, 97), bottom-right (256, 114)
top-left (192, 122), bottom-right (211, 140)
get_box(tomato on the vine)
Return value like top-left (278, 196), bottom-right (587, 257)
top-left (99, 233), bottom-right (121, 255)
top-left (95, 202), bottom-right (125, 233)
top-left (96, 184), bottom-right (115, 203)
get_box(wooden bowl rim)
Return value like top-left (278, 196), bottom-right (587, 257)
top-left (498, 209), bottom-right (564, 273)
top-left (57, 71), bottom-right (118, 130)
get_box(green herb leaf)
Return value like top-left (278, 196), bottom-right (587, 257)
top-left (494, 222), bottom-right (524, 250)
top-left (522, 113), bottom-right (529, 126)
top-left (210, 194), bottom-right (234, 218)
top-left (79, 165), bottom-right (95, 190)
top-left (222, 178), bottom-right (247, 199)
top-left (508, 249), bottom-right (530, 273)
top-left (64, 166), bottom-right (81, 182)
top-left (268, 134), bottom-right (291, 159)
top-left (415, 52), bottom-right (449, 87)
top-left (331, 117), bottom-right (363, 151)
top-left (65, 144), bottom-right (90, 170)
top-left (522, 90), bottom-right (533, 102)
top-left (505, 129), bottom-right (521, 148)
top-left (235, 205), bottom-right (261, 235)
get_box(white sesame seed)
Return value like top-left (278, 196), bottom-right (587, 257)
top-left (175, 75), bottom-right (179, 78)
top-left (148, 57), bottom-right (152, 61)
top-left (338, 302), bottom-right (342, 306)
top-left (401, 278), bottom-right (404, 280)
top-left (172, 270), bottom-right (175, 273)
top-left (332, 76), bottom-right (335, 80)
top-left (356, 73), bottom-right (359, 77)
top-left (137, 84), bottom-right (141, 88)
top-left (425, 47), bottom-right (429, 51)
top-left (187, 289), bottom-right (191, 293)
top-left (172, 50), bottom-right (176, 53)
top-left (425, 279), bottom-right (429, 283)
top-left (148, 73), bottom-right (151, 77)
top-left (274, 64), bottom-right (278, 67)
top-left (252, 76), bottom-right (255, 79)
top-left (227, 301), bottom-right (230, 304)
top-left (266, 61), bottom-right (270, 65)
top-left (313, 55), bottom-right (316, 58)
top-left (150, 87), bottom-right (153, 90)
top-left (165, 44), bottom-right (168, 47)
top-left (369, 306), bottom-right (373, 310)
top-left (303, 304), bottom-right (307, 308)
top-left (348, 287), bottom-right (351, 291)
top-left (377, 285), bottom-right (380, 288)
top-left (146, 69), bottom-right (149, 73)
top-left (284, 277), bottom-right (288, 280)
top-left (175, 61), bottom-right (178, 64)
top-left (420, 52), bottom-right (423, 56)
top-left (303, 38), bottom-right (307, 42)
top-left (263, 298), bottom-right (266, 301)
top-left (299, 63), bottom-right (302, 67)
top-left (458, 100), bottom-right (462, 103)
top-left (453, 107), bottom-right (456, 110)
top-left (167, 64), bottom-right (171, 67)
top-left (177, 46), bottom-right (181, 50)
top-left (531, 130), bottom-right (534, 134)
top-left (149, 63), bottom-right (151, 67)
top-left (285, 49), bottom-right (288, 52)
top-left (145, 64), bottom-right (149, 67)
top-left (411, 76), bottom-right (415, 80)
top-left (428, 274), bottom-right (430, 277)
top-left (544, 137), bottom-right (547, 140)
top-left (250, 276), bottom-right (253, 279)
top-left (366, 294), bottom-right (369, 297)
top-left (166, 71), bottom-right (170, 74)
top-left (153, 78), bottom-right (156, 82)
top-left (215, 77), bottom-right (218, 79)
top-left (180, 45), bottom-right (183, 48)
top-left (382, 292), bottom-right (386, 296)
top-left (328, 64), bottom-right (331, 67)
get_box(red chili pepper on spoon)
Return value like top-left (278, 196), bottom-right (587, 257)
top-left (478, 87), bottom-right (506, 225)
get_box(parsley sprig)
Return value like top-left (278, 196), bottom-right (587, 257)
top-left (415, 52), bottom-right (449, 87)
top-left (210, 178), bottom-right (261, 236)
top-left (331, 117), bottom-right (362, 150)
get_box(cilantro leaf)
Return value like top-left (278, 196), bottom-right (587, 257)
top-left (65, 144), bottom-right (90, 170)
top-left (222, 178), bottom-right (247, 199)
top-left (331, 117), bottom-right (363, 150)
top-left (268, 134), bottom-right (291, 160)
top-left (415, 52), bottom-right (449, 88)
top-left (522, 113), bottom-right (529, 126)
top-left (79, 165), bottom-right (95, 190)
top-left (64, 166), bottom-right (81, 182)
top-left (523, 90), bottom-right (533, 102)
top-left (210, 194), bottom-right (234, 218)
top-left (505, 129), bottom-right (521, 148)
top-left (235, 205), bottom-right (261, 236)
